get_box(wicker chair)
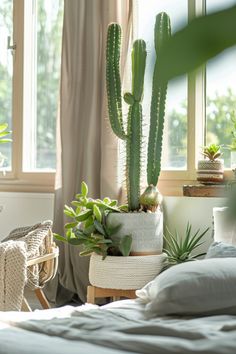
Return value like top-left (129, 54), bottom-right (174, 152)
top-left (22, 227), bottom-right (59, 311)
top-left (1, 220), bottom-right (59, 312)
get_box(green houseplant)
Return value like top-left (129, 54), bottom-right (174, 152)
top-left (105, 12), bottom-right (171, 255)
top-left (197, 144), bottom-right (224, 184)
top-left (163, 223), bottom-right (209, 267)
top-left (54, 181), bottom-right (132, 259)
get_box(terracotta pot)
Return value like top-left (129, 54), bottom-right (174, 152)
top-left (197, 159), bottom-right (224, 184)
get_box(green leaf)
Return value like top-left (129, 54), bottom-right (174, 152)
top-left (158, 6), bottom-right (236, 81)
top-left (79, 250), bottom-right (93, 256)
top-left (109, 200), bottom-right (118, 207)
top-left (103, 197), bottom-right (111, 204)
top-left (65, 222), bottom-right (78, 229)
top-left (84, 216), bottom-right (94, 228)
top-left (81, 181), bottom-right (88, 197)
top-left (53, 233), bottom-right (68, 243)
top-left (94, 220), bottom-right (106, 236)
top-left (93, 204), bottom-right (102, 223)
top-left (75, 209), bottom-right (93, 222)
top-left (119, 235), bottom-right (132, 256)
top-left (68, 238), bottom-right (85, 246)
top-left (83, 224), bottom-right (96, 236)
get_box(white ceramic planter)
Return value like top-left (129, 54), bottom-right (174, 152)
top-left (197, 159), bottom-right (224, 184)
top-left (89, 253), bottom-right (166, 290)
top-left (107, 210), bottom-right (163, 255)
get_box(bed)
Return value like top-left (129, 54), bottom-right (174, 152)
top-left (1, 256), bottom-right (236, 354)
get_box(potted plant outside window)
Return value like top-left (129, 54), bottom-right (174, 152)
top-left (105, 12), bottom-right (171, 255)
top-left (197, 144), bottom-right (224, 184)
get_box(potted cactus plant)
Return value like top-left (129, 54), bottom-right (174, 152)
top-left (197, 144), bottom-right (224, 184)
top-left (106, 12), bottom-right (171, 255)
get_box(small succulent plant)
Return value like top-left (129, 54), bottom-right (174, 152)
top-left (163, 223), bottom-right (209, 266)
top-left (54, 182), bottom-right (132, 259)
top-left (201, 144), bottom-right (222, 161)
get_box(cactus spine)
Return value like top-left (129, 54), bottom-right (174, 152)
top-left (106, 13), bottom-right (171, 212)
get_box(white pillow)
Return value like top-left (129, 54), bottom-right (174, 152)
top-left (136, 258), bottom-right (236, 317)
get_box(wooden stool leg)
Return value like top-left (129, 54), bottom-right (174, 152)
top-left (87, 285), bottom-right (96, 304)
top-left (22, 297), bottom-right (32, 312)
top-left (35, 288), bottom-right (51, 309)
top-left (112, 296), bottom-right (120, 301)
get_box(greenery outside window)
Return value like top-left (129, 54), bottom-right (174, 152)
top-left (0, 0), bottom-right (63, 192)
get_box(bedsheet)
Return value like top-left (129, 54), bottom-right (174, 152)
top-left (1, 299), bottom-right (236, 354)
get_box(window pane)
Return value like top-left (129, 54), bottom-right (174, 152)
top-left (23, 0), bottom-right (63, 171)
top-left (137, 0), bottom-right (188, 171)
top-left (0, 0), bottom-right (13, 170)
top-left (206, 0), bottom-right (236, 169)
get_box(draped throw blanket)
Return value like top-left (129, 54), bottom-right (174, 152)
top-left (0, 241), bottom-right (27, 311)
top-left (0, 221), bottom-right (53, 311)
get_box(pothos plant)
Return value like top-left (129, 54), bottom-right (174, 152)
top-left (54, 182), bottom-right (132, 259)
top-left (106, 12), bottom-right (171, 212)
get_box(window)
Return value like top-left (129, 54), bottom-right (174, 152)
top-left (137, 0), bottom-right (236, 194)
top-left (0, 0), bottom-right (63, 191)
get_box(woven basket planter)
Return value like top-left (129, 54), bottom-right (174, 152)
top-left (107, 210), bottom-right (163, 255)
top-left (197, 159), bottom-right (224, 184)
top-left (89, 253), bottom-right (166, 290)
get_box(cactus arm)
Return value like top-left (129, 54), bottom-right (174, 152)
top-left (126, 102), bottom-right (142, 211)
top-left (147, 12), bottom-right (171, 186)
top-left (106, 23), bottom-right (126, 140)
top-left (132, 40), bottom-right (147, 101)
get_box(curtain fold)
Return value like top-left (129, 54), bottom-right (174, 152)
top-left (45, 0), bottom-right (133, 305)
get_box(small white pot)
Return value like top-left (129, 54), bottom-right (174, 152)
top-left (197, 159), bottom-right (224, 184)
top-left (89, 253), bottom-right (166, 290)
top-left (107, 210), bottom-right (163, 255)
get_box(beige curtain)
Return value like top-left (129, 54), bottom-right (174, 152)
top-left (45, 0), bottom-right (133, 305)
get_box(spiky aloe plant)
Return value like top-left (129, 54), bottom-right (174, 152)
top-left (163, 223), bottom-right (209, 266)
top-left (106, 13), bottom-right (171, 211)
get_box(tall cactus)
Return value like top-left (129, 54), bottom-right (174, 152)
top-left (106, 24), bottom-right (146, 211)
top-left (106, 13), bottom-right (171, 212)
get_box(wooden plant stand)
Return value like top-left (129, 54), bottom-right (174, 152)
top-left (87, 285), bottom-right (136, 304)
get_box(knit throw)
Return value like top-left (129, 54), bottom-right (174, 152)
top-left (0, 220), bottom-right (53, 311)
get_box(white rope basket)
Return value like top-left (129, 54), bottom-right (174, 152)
top-left (89, 253), bottom-right (166, 290)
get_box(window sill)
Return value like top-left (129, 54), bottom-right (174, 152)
top-left (183, 184), bottom-right (229, 198)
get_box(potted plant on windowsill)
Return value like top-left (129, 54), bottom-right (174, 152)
top-left (197, 143), bottom-right (224, 184)
top-left (105, 12), bottom-right (171, 255)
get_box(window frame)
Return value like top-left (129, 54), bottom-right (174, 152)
top-left (0, 0), bottom-right (56, 192)
top-left (156, 0), bottom-right (233, 196)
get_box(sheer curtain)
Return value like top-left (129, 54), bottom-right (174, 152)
top-left (45, 0), bottom-right (133, 305)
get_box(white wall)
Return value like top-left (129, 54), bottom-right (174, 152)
top-left (163, 196), bottom-right (226, 253)
top-left (0, 192), bottom-right (54, 240)
top-left (0, 192), bottom-right (227, 253)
